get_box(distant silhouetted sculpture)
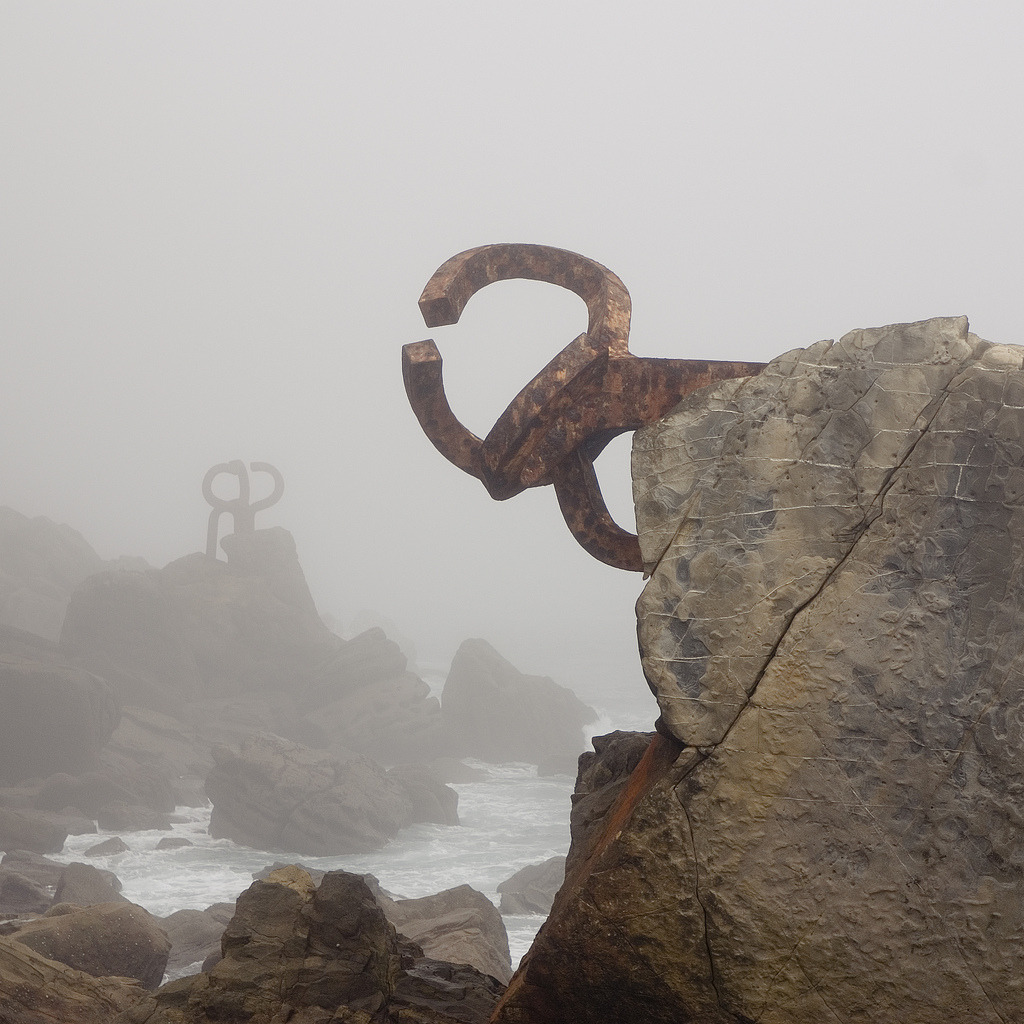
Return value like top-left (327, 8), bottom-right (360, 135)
top-left (203, 460), bottom-right (284, 559)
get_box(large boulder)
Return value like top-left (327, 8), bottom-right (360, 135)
top-left (53, 861), bottom-right (126, 905)
top-left (382, 884), bottom-right (512, 985)
top-left (0, 807), bottom-right (67, 855)
top-left (497, 318), bottom-right (1024, 1023)
top-left (0, 934), bottom-right (147, 1023)
top-left (9, 900), bottom-right (171, 989)
top-left (0, 629), bottom-right (119, 785)
top-left (205, 732), bottom-right (415, 855)
top-left (441, 639), bottom-right (597, 765)
top-left (159, 903), bottom-right (235, 977)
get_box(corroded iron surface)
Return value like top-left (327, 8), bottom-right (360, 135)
top-left (203, 460), bottom-right (284, 558)
top-left (403, 243), bottom-right (765, 570)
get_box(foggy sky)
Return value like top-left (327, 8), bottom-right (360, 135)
top-left (2, 2), bottom-right (1022, 717)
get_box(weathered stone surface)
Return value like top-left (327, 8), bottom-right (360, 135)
top-left (387, 763), bottom-right (460, 826)
top-left (0, 933), bottom-right (147, 1023)
top-left (0, 630), bottom-right (119, 785)
top-left (96, 801), bottom-right (172, 832)
top-left (383, 885), bottom-right (512, 985)
top-left (0, 868), bottom-right (50, 915)
top-left (441, 639), bottom-right (597, 765)
top-left (497, 856), bottom-right (565, 916)
top-left (9, 900), bottom-right (170, 989)
top-left (84, 836), bottom-right (130, 857)
top-left (206, 732), bottom-right (414, 855)
top-left (390, 958), bottom-right (506, 1023)
top-left (500, 319), bottom-right (1024, 1022)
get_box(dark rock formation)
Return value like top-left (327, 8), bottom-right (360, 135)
top-left (115, 867), bottom-right (504, 1024)
top-left (0, 868), bottom-right (50, 916)
top-left (441, 639), bottom-right (597, 765)
top-left (0, 933), bottom-right (147, 1023)
top-left (84, 836), bottom-right (130, 857)
top-left (8, 900), bottom-right (170, 989)
top-left (155, 836), bottom-right (192, 850)
top-left (0, 628), bottom-right (119, 785)
top-left (382, 884), bottom-right (512, 985)
top-left (386, 763), bottom-right (460, 826)
top-left (205, 732), bottom-right (415, 855)
top-left (96, 801), bottom-right (171, 832)
top-left (497, 856), bottom-right (565, 916)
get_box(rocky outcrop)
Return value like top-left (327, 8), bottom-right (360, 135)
top-left (441, 639), bottom-right (597, 765)
top-left (381, 884), bottom-right (512, 985)
top-left (497, 856), bottom-right (565, 916)
top-left (0, 868), bottom-right (50, 916)
top-left (0, 807), bottom-right (67, 855)
top-left (0, 933), bottom-right (147, 1023)
top-left (8, 900), bottom-right (170, 989)
top-left (205, 732), bottom-right (417, 855)
top-left (0, 628), bottom-right (119, 785)
top-left (160, 903), bottom-right (235, 977)
top-left (116, 867), bottom-right (504, 1024)
top-left (497, 318), bottom-right (1024, 1023)
top-left (53, 861), bottom-right (126, 905)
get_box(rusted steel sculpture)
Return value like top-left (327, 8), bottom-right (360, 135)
top-left (402, 243), bottom-right (766, 571)
top-left (203, 460), bottom-right (284, 558)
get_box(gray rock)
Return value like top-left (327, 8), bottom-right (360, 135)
top-left (0, 868), bottom-right (50, 915)
top-left (205, 732), bottom-right (415, 855)
top-left (497, 856), bottom-right (565, 916)
top-left (387, 763), bottom-right (460, 826)
top-left (53, 861), bottom-right (126, 905)
top-left (0, 806), bottom-right (67, 854)
top-left (84, 836), bottom-right (130, 857)
top-left (95, 801), bottom-right (171, 832)
top-left (154, 836), bottom-right (192, 850)
top-left (384, 884), bottom-right (512, 985)
top-left (160, 902), bottom-right (234, 976)
top-left (441, 638), bottom-right (597, 765)
top-left (0, 634), bottom-right (119, 786)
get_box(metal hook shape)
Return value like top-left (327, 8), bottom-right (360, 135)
top-left (402, 243), bottom-right (766, 570)
top-left (203, 460), bottom-right (284, 558)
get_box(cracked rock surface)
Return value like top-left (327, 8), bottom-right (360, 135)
top-left (497, 317), bottom-right (1024, 1023)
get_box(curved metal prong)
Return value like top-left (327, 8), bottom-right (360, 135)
top-left (402, 339), bottom-right (486, 481)
top-left (418, 243), bottom-right (631, 356)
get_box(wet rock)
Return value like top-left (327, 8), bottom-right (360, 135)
top-left (391, 958), bottom-right (506, 1023)
top-left (0, 933), bottom-right (147, 1022)
top-left (155, 836), bottom-right (192, 850)
top-left (0, 806), bottom-right (67, 854)
top-left (387, 763), bottom-right (460, 826)
top-left (205, 732), bottom-right (414, 856)
top-left (95, 801), bottom-right (171, 832)
top-left (497, 856), bottom-right (565, 916)
top-left (441, 639), bottom-right (596, 765)
top-left (8, 900), bottom-right (170, 989)
top-left (84, 836), bottom-right (130, 857)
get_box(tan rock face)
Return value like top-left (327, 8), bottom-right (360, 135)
top-left (626, 317), bottom-right (1024, 1022)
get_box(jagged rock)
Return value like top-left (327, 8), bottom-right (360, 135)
top-left (441, 639), bottom-right (597, 765)
top-left (53, 861), bottom-right (126, 905)
top-left (0, 850), bottom-right (116, 897)
top-left (117, 869), bottom-right (504, 1024)
top-left (498, 318), bottom-right (1024, 1023)
top-left (0, 933), bottom-right (147, 1022)
top-left (206, 732), bottom-right (414, 855)
top-left (0, 806), bottom-right (67, 854)
top-left (0, 630), bottom-right (119, 785)
top-left (85, 836), bottom-right (130, 857)
top-left (383, 885), bottom-right (512, 985)
top-left (160, 902), bottom-right (234, 976)
top-left (8, 900), bottom-right (170, 989)
top-left (497, 856), bottom-right (565, 916)
top-left (566, 730), bottom-right (654, 874)
top-left (0, 868), bottom-right (50, 915)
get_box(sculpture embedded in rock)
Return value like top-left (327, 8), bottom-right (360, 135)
top-left (202, 460), bottom-right (283, 559)
top-left (404, 253), bottom-right (1024, 1024)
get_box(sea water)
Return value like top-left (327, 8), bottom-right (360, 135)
top-left (52, 702), bottom-right (655, 976)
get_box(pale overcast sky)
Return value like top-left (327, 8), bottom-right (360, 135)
top-left (2, 2), bottom-right (1022, 718)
